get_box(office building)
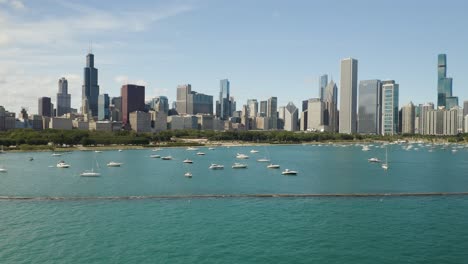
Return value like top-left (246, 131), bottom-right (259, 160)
top-left (358, 80), bottom-right (382, 134)
top-left (98, 94), bottom-right (110, 120)
top-left (247, 99), bottom-right (258, 118)
top-left (49, 118), bottom-right (73, 130)
top-left (307, 98), bottom-right (325, 131)
top-left (260, 101), bottom-right (267, 116)
top-left (217, 79), bottom-right (231, 120)
top-left (129, 111), bottom-right (151, 133)
top-left (267, 96), bottom-right (278, 129)
top-left (419, 103), bottom-right (435, 135)
top-left (324, 80), bottom-right (338, 132)
top-left (150, 96), bottom-right (169, 113)
top-left (401, 102), bottom-right (416, 134)
top-left (0, 106), bottom-right (16, 131)
top-left (319, 74), bottom-right (328, 101)
top-left (283, 102), bottom-right (298, 131)
top-left (38, 97), bottom-right (52, 117)
top-left (82, 52), bottom-right (100, 117)
top-left (437, 54), bottom-right (458, 109)
top-left (121, 84), bottom-right (145, 125)
top-left (339, 58), bottom-right (358, 134)
top-left (464, 101), bottom-right (468, 117)
top-left (56, 77), bottom-right (71, 117)
top-left (110, 97), bottom-right (122, 121)
top-left (176, 84), bottom-right (213, 115)
top-left (381, 80), bottom-right (399, 135)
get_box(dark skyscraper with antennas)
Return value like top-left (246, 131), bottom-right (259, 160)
top-left (82, 52), bottom-right (100, 117)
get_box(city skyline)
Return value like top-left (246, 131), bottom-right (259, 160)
top-left (1, 1), bottom-right (468, 113)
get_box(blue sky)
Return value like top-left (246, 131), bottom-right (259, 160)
top-left (1, 0), bottom-right (468, 114)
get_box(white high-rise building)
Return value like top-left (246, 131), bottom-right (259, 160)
top-left (307, 98), bottom-right (325, 132)
top-left (381, 80), bottom-right (399, 135)
top-left (283, 102), bottom-right (298, 131)
top-left (339, 58), bottom-right (358, 134)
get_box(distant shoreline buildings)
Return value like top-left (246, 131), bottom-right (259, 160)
top-left (0, 52), bottom-right (467, 136)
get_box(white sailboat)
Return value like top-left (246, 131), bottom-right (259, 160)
top-left (381, 147), bottom-right (388, 170)
top-left (80, 157), bottom-right (101, 177)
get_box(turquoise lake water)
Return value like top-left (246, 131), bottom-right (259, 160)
top-left (1, 144), bottom-right (468, 263)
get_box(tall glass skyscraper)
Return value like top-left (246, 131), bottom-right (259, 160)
top-left (98, 94), bottom-right (110, 120)
top-left (381, 80), bottom-right (399, 135)
top-left (437, 54), bottom-right (456, 109)
top-left (358, 80), bottom-right (382, 134)
top-left (57, 77), bottom-right (71, 117)
top-left (219, 79), bottom-right (230, 120)
top-left (82, 53), bottom-right (100, 117)
top-left (319, 74), bottom-right (328, 101)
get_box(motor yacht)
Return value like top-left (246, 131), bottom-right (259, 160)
top-left (183, 159), bottom-right (193, 164)
top-left (282, 169), bottom-right (298, 175)
top-left (236, 153), bottom-right (249, 159)
top-left (186, 147), bottom-right (199, 151)
top-left (368, 157), bottom-right (381, 163)
top-left (209, 164), bottom-right (224, 170)
top-left (267, 164), bottom-right (280, 169)
top-left (250, 149), bottom-right (259, 153)
top-left (184, 172), bottom-right (193, 178)
top-left (107, 161), bottom-right (123, 167)
top-left (56, 161), bottom-right (70, 168)
top-left (196, 152), bottom-right (206, 156)
top-left (161, 156), bottom-right (173, 160)
top-left (150, 154), bottom-right (161, 158)
top-left (232, 163), bottom-right (248, 169)
top-left (257, 158), bottom-right (270, 162)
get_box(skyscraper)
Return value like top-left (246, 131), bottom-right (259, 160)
top-left (57, 77), bottom-right (71, 117)
top-left (38, 97), bottom-right (52, 117)
top-left (401, 102), bottom-right (415, 134)
top-left (381, 80), bottom-right (399, 135)
top-left (464, 100), bottom-right (468, 117)
top-left (247, 99), bottom-right (258, 118)
top-left (259, 101), bottom-right (267, 117)
top-left (98, 94), bottom-right (110, 120)
top-left (358, 80), bottom-right (382, 134)
top-left (267, 97), bottom-right (278, 129)
top-left (307, 98), bottom-right (325, 131)
top-left (324, 80), bottom-right (338, 132)
top-left (82, 52), bottom-right (100, 117)
top-left (284, 102), bottom-right (298, 131)
top-left (339, 58), bottom-right (358, 134)
top-left (437, 54), bottom-right (457, 109)
top-left (319, 74), bottom-right (328, 101)
top-left (219, 79), bottom-right (230, 120)
top-left (176, 84), bottom-right (213, 115)
top-left (121, 84), bottom-right (145, 125)
top-left (150, 96), bottom-right (169, 113)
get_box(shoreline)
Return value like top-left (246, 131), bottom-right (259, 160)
top-left (2, 139), bottom-right (466, 153)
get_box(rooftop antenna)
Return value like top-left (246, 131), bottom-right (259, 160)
top-left (88, 41), bottom-right (93, 54)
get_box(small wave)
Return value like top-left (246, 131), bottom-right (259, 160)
top-left (0, 192), bottom-right (468, 201)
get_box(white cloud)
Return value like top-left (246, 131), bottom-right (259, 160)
top-left (135, 80), bottom-right (147, 86)
top-left (114, 75), bottom-right (129, 85)
top-left (0, 0), bottom-right (25, 10)
top-left (0, 2), bottom-right (193, 113)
